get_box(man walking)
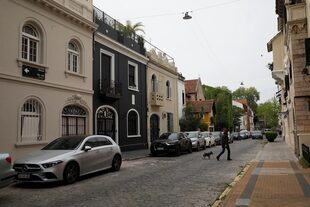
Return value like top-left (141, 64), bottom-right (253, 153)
top-left (216, 128), bottom-right (232, 161)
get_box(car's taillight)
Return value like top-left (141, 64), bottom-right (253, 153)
top-left (6, 156), bottom-right (12, 165)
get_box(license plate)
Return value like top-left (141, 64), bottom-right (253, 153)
top-left (156, 147), bottom-right (164, 150)
top-left (18, 173), bottom-right (30, 179)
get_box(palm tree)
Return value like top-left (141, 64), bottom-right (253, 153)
top-left (119, 20), bottom-right (145, 37)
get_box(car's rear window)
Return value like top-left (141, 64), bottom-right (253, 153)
top-left (42, 137), bottom-right (85, 150)
top-left (159, 133), bottom-right (178, 140)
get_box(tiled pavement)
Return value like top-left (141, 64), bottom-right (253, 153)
top-left (218, 137), bottom-right (310, 207)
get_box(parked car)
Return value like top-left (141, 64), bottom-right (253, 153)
top-left (231, 132), bottom-right (240, 140)
top-left (150, 132), bottom-right (192, 156)
top-left (251, 130), bottom-right (263, 139)
top-left (212, 131), bottom-right (222, 145)
top-left (185, 131), bottom-right (206, 151)
top-left (0, 153), bottom-right (16, 189)
top-left (201, 131), bottom-right (215, 147)
top-left (228, 132), bottom-right (234, 143)
top-left (239, 130), bottom-right (249, 139)
top-left (13, 135), bottom-right (122, 184)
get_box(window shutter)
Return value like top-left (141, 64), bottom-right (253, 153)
top-left (305, 38), bottom-right (310, 65)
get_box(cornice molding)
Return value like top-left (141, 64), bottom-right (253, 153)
top-left (28, 0), bottom-right (98, 32)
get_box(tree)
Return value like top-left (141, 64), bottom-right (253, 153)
top-left (119, 20), bottom-right (145, 37)
top-left (179, 106), bottom-right (200, 131)
top-left (232, 87), bottom-right (260, 113)
top-left (256, 97), bottom-right (280, 130)
top-left (202, 85), bottom-right (233, 131)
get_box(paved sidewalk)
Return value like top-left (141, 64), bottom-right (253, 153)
top-left (121, 148), bottom-right (150, 161)
top-left (218, 137), bottom-right (310, 207)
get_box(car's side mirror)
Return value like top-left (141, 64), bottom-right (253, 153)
top-left (84, 145), bottom-right (92, 152)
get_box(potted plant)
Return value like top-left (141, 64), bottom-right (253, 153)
top-left (265, 131), bottom-right (277, 142)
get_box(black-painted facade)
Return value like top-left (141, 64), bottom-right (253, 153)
top-left (93, 8), bottom-right (148, 151)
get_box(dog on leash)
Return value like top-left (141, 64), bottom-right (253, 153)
top-left (202, 151), bottom-right (213, 159)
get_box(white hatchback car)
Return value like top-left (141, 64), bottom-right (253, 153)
top-left (201, 132), bottom-right (215, 147)
top-left (0, 153), bottom-right (16, 188)
top-left (185, 131), bottom-right (206, 151)
top-left (14, 135), bottom-right (122, 184)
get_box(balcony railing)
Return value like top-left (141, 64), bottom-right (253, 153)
top-left (99, 79), bottom-right (122, 100)
top-left (93, 6), bottom-right (174, 62)
top-left (150, 92), bottom-right (164, 107)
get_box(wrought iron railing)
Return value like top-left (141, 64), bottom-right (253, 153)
top-left (99, 79), bottom-right (122, 98)
top-left (93, 6), bottom-right (174, 62)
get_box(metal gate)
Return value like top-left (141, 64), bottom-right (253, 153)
top-left (96, 107), bottom-right (115, 141)
top-left (150, 114), bottom-right (160, 142)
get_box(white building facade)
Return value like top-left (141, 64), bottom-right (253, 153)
top-left (0, 0), bottom-right (96, 159)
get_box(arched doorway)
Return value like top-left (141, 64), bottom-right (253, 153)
top-left (150, 114), bottom-right (160, 142)
top-left (96, 106), bottom-right (117, 142)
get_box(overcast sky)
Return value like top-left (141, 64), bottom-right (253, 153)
top-left (93, 0), bottom-right (278, 103)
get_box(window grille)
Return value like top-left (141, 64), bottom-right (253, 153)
top-left (21, 99), bottom-right (42, 142)
top-left (62, 105), bottom-right (86, 136)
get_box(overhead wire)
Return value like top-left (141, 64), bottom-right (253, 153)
top-left (117, 0), bottom-right (244, 21)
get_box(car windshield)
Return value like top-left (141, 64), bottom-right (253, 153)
top-left (253, 131), bottom-right (262, 135)
top-left (186, 132), bottom-right (198, 138)
top-left (159, 133), bottom-right (178, 140)
top-left (42, 136), bottom-right (85, 150)
top-left (212, 132), bottom-right (221, 137)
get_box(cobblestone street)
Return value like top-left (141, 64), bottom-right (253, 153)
top-left (0, 139), bottom-right (263, 207)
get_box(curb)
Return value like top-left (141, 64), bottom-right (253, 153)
top-left (211, 162), bottom-right (252, 207)
top-left (122, 154), bottom-right (150, 161)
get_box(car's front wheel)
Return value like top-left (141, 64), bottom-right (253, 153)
top-left (111, 154), bottom-right (122, 171)
top-left (63, 162), bottom-right (79, 184)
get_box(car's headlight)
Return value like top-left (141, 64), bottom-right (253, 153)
top-left (42, 160), bottom-right (63, 168)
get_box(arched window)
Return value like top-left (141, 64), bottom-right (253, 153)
top-left (166, 80), bottom-right (171, 99)
top-left (151, 74), bottom-right (158, 92)
top-left (22, 25), bottom-right (39, 62)
top-left (62, 105), bottom-right (86, 136)
top-left (67, 41), bottom-right (80, 73)
top-left (127, 110), bottom-right (140, 136)
top-left (20, 98), bottom-right (43, 142)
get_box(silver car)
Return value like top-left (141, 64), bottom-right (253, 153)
top-left (185, 131), bottom-right (206, 150)
top-left (0, 153), bottom-right (16, 188)
top-left (13, 135), bottom-right (122, 184)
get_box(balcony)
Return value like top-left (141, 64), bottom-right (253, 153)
top-left (93, 6), bottom-right (146, 55)
top-left (99, 80), bottom-right (122, 100)
top-left (150, 92), bottom-right (164, 107)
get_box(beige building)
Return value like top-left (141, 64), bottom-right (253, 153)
top-left (146, 49), bottom-right (180, 145)
top-left (268, 0), bottom-right (310, 156)
top-left (0, 0), bottom-right (97, 159)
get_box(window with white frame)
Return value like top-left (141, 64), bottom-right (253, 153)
top-left (128, 61), bottom-right (138, 90)
top-left (127, 110), bottom-right (140, 136)
top-left (67, 41), bottom-right (80, 73)
top-left (166, 80), bottom-right (171, 99)
top-left (22, 25), bottom-right (39, 62)
top-left (151, 74), bottom-right (158, 92)
top-left (20, 98), bottom-right (43, 142)
top-left (62, 105), bottom-right (86, 136)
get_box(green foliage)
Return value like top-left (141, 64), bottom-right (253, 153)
top-left (232, 87), bottom-right (260, 113)
top-left (198, 123), bottom-right (209, 131)
top-left (257, 98), bottom-right (280, 129)
top-left (179, 106), bottom-right (200, 131)
top-left (118, 20), bottom-right (145, 37)
top-left (265, 131), bottom-right (277, 142)
top-left (299, 157), bottom-right (310, 168)
top-left (214, 88), bottom-right (233, 131)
